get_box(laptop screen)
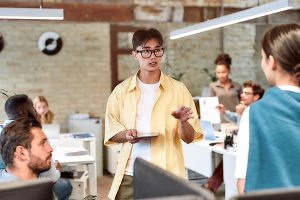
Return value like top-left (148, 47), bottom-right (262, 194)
top-left (200, 120), bottom-right (216, 141)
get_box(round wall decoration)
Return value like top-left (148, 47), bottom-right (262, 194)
top-left (38, 31), bottom-right (62, 55)
top-left (0, 34), bottom-right (4, 52)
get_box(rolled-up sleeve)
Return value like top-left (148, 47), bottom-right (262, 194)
top-left (104, 90), bottom-right (126, 146)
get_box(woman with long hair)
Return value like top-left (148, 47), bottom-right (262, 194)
top-left (33, 95), bottom-right (54, 124)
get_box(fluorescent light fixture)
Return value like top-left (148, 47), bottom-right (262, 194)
top-left (0, 8), bottom-right (64, 20)
top-left (170, 0), bottom-right (295, 39)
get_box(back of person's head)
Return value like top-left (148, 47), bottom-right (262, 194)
top-left (243, 80), bottom-right (265, 99)
top-left (214, 53), bottom-right (232, 70)
top-left (0, 117), bottom-right (42, 168)
top-left (261, 23), bottom-right (300, 86)
top-left (132, 28), bottom-right (163, 50)
top-left (4, 94), bottom-right (36, 120)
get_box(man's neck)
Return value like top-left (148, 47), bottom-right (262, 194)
top-left (7, 166), bottom-right (38, 181)
top-left (138, 70), bottom-right (161, 84)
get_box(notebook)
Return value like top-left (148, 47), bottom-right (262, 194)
top-left (200, 120), bottom-right (216, 141)
top-left (42, 124), bottom-right (60, 139)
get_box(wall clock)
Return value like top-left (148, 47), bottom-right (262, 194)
top-left (38, 31), bottom-right (62, 55)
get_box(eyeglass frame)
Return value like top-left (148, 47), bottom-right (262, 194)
top-left (135, 48), bottom-right (164, 59)
top-left (241, 91), bottom-right (254, 95)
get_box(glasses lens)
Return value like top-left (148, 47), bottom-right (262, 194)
top-left (154, 49), bottom-right (164, 57)
top-left (141, 50), bottom-right (152, 58)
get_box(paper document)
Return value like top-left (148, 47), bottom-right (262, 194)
top-left (56, 147), bottom-right (89, 156)
top-left (199, 97), bottom-right (220, 124)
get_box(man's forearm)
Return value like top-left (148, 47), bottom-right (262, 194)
top-left (109, 131), bottom-right (127, 143)
top-left (178, 121), bottom-right (195, 144)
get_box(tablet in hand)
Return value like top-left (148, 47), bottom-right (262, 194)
top-left (136, 132), bottom-right (159, 138)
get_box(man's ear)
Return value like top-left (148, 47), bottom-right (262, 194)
top-left (19, 109), bottom-right (27, 117)
top-left (132, 50), bottom-right (138, 61)
top-left (15, 146), bottom-right (29, 161)
top-left (253, 94), bottom-right (260, 101)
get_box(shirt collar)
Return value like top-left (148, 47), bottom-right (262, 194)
top-left (216, 79), bottom-right (234, 88)
top-left (128, 70), bottom-right (168, 92)
top-left (277, 85), bottom-right (300, 93)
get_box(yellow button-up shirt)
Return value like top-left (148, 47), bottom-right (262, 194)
top-left (105, 71), bottom-right (203, 199)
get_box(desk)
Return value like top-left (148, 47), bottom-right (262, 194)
top-left (52, 153), bottom-right (97, 196)
top-left (182, 139), bottom-right (237, 200)
top-left (211, 144), bottom-right (237, 200)
top-left (50, 137), bottom-right (97, 196)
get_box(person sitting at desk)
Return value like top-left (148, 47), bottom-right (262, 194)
top-left (0, 94), bottom-right (72, 200)
top-left (209, 53), bottom-right (242, 115)
top-left (34, 95), bottom-right (55, 124)
top-left (217, 80), bottom-right (265, 125)
top-left (203, 80), bottom-right (264, 193)
top-left (0, 117), bottom-right (53, 182)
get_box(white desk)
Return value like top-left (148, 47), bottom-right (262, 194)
top-left (211, 144), bottom-right (237, 200)
top-left (50, 137), bottom-right (97, 196)
top-left (52, 153), bottom-right (97, 196)
top-left (182, 138), bottom-right (237, 200)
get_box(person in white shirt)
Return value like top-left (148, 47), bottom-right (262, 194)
top-left (203, 80), bottom-right (264, 193)
top-left (235, 23), bottom-right (300, 194)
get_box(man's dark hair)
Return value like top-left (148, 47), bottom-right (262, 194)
top-left (243, 80), bottom-right (265, 99)
top-left (0, 117), bottom-right (42, 168)
top-left (4, 94), bottom-right (35, 120)
top-left (132, 28), bottom-right (163, 50)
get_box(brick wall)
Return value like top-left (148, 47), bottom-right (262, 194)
top-left (0, 21), bottom-right (111, 131)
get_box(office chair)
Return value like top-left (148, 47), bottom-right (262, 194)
top-left (133, 158), bottom-right (216, 200)
top-left (0, 179), bottom-right (53, 200)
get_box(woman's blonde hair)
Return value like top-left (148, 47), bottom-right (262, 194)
top-left (33, 95), bottom-right (54, 124)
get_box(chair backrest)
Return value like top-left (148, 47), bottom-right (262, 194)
top-left (230, 187), bottom-right (300, 200)
top-left (133, 158), bottom-right (216, 200)
top-left (0, 179), bottom-right (53, 200)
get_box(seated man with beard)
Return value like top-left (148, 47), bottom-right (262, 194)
top-left (0, 94), bottom-right (72, 200)
top-left (0, 117), bottom-right (53, 181)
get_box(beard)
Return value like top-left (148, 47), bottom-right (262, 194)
top-left (27, 152), bottom-right (52, 175)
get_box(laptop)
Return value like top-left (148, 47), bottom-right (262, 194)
top-left (200, 120), bottom-right (216, 141)
top-left (42, 124), bottom-right (60, 139)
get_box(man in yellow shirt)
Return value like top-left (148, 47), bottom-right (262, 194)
top-left (105, 28), bottom-right (203, 200)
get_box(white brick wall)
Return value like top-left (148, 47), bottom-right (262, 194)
top-left (0, 22), bottom-right (111, 131)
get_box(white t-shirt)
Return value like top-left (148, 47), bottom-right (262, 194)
top-left (235, 85), bottom-right (300, 179)
top-left (125, 78), bottom-right (160, 176)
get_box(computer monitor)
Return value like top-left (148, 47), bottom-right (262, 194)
top-left (133, 158), bottom-right (216, 200)
top-left (0, 179), bottom-right (53, 200)
top-left (42, 124), bottom-right (60, 139)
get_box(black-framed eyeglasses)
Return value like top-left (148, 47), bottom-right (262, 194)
top-left (135, 48), bottom-right (164, 58)
top-left (242, 91), bottom-right (254, 95)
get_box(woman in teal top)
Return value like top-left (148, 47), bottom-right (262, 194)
top-left (235, 24), bottom-right (300, 194)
